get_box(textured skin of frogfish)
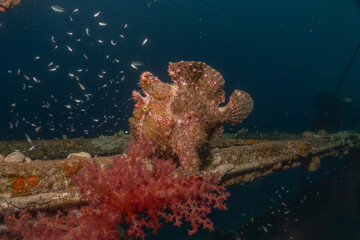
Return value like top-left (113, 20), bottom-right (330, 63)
top-left (129, 61), bottom-right (253, 171)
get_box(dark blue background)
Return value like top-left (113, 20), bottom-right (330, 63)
top-left (0, 0), bottom-right (360, 141)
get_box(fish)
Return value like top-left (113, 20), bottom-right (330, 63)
top-left (51, 5), bottom-right (65, 13)
top-left (344, 97), bottom-right (354, 103)
top-left (29, 145), bottom-right (35, 151)
top-left (34, 56), bottom-right (40, 60)
top-left (66, 45), bottom-right (73, 52)
top-left (98, 22), bottom-right (108, 26)
top-left (32, 77), bottom-right (40, 83)
top-left (110, 40), bottom-right (117, 45)
top-left (48, 67), bottom-right (58, 72)
top-left (51, 36), bottom-right (56, 43)
top-left (131, 61), bottom-right (143, 67)
top-left (25, 133), bottom-right (32, 143)
top-left (98, 39), bottom-right (104, 43)
top-left (85, 28), bottom-right (90, 36)
top-left (72, 8), bottom-right (79, 13)
top-left (94, 11), bottom-right (101, 17)
top-left (78, 83), bottom-right (86, 90)
top-left (142, 38), bottom-right (148, 46)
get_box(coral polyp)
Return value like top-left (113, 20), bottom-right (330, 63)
top-left (129, 61), bottom-right (254, 170)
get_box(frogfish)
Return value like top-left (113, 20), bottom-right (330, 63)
top-left (129, 61), bottom-right (253, 171)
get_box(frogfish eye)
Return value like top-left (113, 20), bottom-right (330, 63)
top-left (142, 105), bottom-right (149, 112)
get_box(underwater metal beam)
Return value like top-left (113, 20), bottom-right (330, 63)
top-left (0, 131), bottom-right (359, 215)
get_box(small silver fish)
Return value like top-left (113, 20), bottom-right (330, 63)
top-left (48, 67), bottom-right (58, 72)
top-left (98, 22), bottom-right (107, 26)
top-left (51, 5), bottom-right (65, 13)
top-left (94, 11), bottom-right (101, 17)
top-left (142, 38), bottom-right (148, 46)
top-left (344, 97), bottom-right (354, 103)
top-left (131, 61), bottom-right (143, 67)
top-left (25, 133), bottom-right (32, 143)
top-left (78, 82), bottom-right (86, 90)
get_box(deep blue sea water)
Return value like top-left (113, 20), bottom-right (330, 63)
top-left (1, 1), bottom-right (360, 239)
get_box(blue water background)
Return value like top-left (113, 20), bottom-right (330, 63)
top-left (0, 0), bottom-right (360, 141)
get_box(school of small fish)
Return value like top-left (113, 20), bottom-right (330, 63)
top-left (6, 5), bottom-right (149, 140)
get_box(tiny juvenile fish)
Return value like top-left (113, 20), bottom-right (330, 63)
top-left (98, 22), bottom-right (107, 26)
top-left (94, 11), bottom-right (101, 17)
top-left (25, 133), bottom-right (32, 143)
top-left (78, 82), bottom-right (86, 90)
top-left (51, 5), bottom-right (65, 13)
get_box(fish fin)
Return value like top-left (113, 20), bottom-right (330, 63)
top-left (220, 90), bottom-right (253, 125)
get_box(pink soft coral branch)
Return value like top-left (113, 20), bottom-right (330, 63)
top-left (4, 138), bottom-right (229, 239)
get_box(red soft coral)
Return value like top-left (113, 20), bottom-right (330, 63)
top-left (4, 138), bottom-right (229, 239)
